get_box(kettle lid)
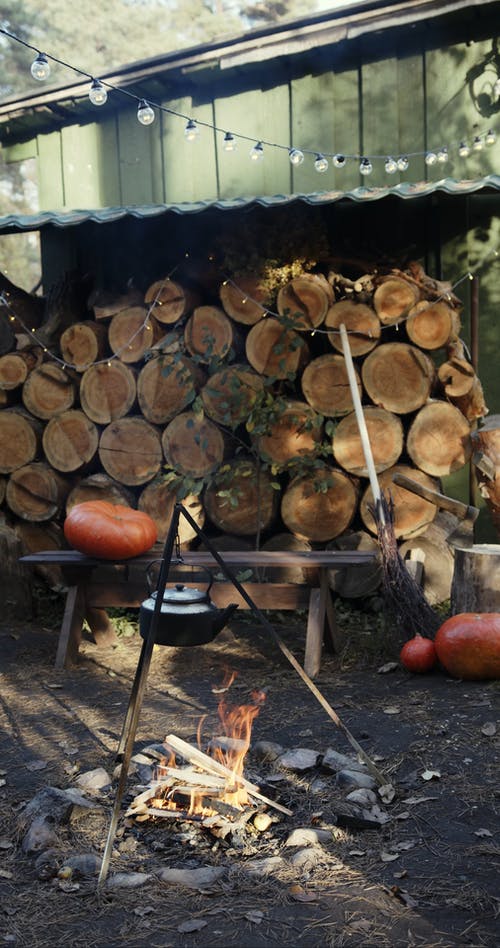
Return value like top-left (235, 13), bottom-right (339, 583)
top-left (155, 583), bottom-right (208, 605)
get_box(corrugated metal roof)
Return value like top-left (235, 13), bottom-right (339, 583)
top-left (0, 176), bottom-right (498, 233)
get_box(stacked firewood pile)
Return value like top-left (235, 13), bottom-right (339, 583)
top-left (0, 258), bottom-right (489, 602)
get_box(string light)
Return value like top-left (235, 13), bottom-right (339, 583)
top-left (223, 132), bottom-right (236, 152)
top-left (30, 52), bottom-right (50, 81)
top-left (289, 148), bottom-right (304, 165)
top-left (359, 158), bottom-right (372, 175)
top-left (397, 156), bottom-right (409, 171)
top-left (384, 157), bottom-right (398, 174)
top-left (89, 79), bottom-right (108, 106)
top-left (314, 154), bottom-right (329, 173)
top-left (250, 141), bottom-right (264, 161)
top-left (184, 119), bottom-right (199, 141)
top-left (137, 100), bottom-right (155, 125)
top-left (485, 129), bottom-right (496, 145)
top-left (333, 154), bottom-right (346, 168)
top-left (425, 151), bottom-right (438, 166)
top-left (437, 147), bottom-right (448, 163)
top-left (458, 141), bottom-right (471, 157)
top-left (472, 135), bottom-right (483, 151)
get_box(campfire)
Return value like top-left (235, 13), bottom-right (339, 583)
top-left (125, 676), bottom-right (292, 832)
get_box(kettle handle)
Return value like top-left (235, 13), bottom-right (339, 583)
top-left (145, 559), bottom-right (214, 596)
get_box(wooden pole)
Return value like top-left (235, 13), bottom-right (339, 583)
top-left (469, 275), bottom-right (480, 511)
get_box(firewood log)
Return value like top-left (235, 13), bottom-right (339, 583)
top-left (108, 306), bottom-right (163, 363)
top-left (79, 361), bottom-right (137, 423)
top-left (204, 458), bottom-right (279, 536)
top-left (137, 355), bottom-right (205, 425)
top-left (144, 278), bottom-right (200, 325)
top-left (184, 306), bottom-right (237, 362)
top-left (406, 400), bottom-right (473, 476)
top-left (359, 464), bottom-right (439, 539)
top-left (361, 342), bottom-right (435, 414)
top-left (326, 530), bottom-right (382, 598)
top-left (277, 273), bottom-right (332, 329)
top-left (301, 353), bottom-right (361, 417)
top-left (15, 519), bottom-right (67, 590)
top-left (245, 317), bottom-right (309, 378)
top-left (472, 415), bottom-right (500, 536)
top-left (332, 407), bottom-right (404, 475)
top-left (42, 410), bottom-right (99, 473)
top-left (281, 466), bottom-right (358, 542)
top-left (137, 478), bottom-right (204, 544)
top-left (6, 462), bottom-right (70, 521)
top-left (98, 416), bottom-right (163, 486)
top-left (399, 511), bottom-right (457, 605)
top-left (59, 320), bottom-right (108, 371)
top-left (437, 357), bottom-right (475, 397)
top-left (22, 364), bottom-right (76, 420)
top-left (89, 286), bottom-right (144, 321)
top-left (254, 399), bottom-right (323, 466)
top-left (0, 271), bottom-right (45, 333)
top-left (162, 410), bottom-right (227, 477)
top-left (219, 276), bottom-right (267, 325)
top-left (201, 364), bottom-right (264, 428)
top-left (324, 300), bottom-right (381, 356)
top-left (0, 349), bottom-right (42, 390)
top-left (450, 376), bottom-right (488, 422)
top-left (373, 275), bottom-right (420, 325)
top-left (0, 408), bottom-right (43, 473)
top-left (66, 473), bottom-right (135, 512)
top-left (406, 300), bottom-right (461, 350)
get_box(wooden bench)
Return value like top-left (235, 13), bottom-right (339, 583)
top-left (20, 548), bottom-right (376, 678)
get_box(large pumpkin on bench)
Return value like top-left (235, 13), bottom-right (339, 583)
top-left (64, 501), bottom-right (157, 559)
top-left (434, 613), bottom-right (500, 680)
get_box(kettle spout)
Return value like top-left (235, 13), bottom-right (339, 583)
top-left (213, 603), bottom-right (239, 636)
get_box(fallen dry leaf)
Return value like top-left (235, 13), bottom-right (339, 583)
top-left (0, 869), bottom-right (13, 879)
top-left (378, 662), bottom-right (398, 674)
top-left (383, 706), bottom-right (401, 715)
top-left (289, 884), bottom-right (318, 902)
top-left (380, 851), bottom-right (399, 862)
top-left (474, 828), bottom-right (493, 837)
top-left (245, 911), bottom-right (264, 924)
top-left (378, 783), bottom-right (396, 804)
top-left (421, 769), bottom-right (441, 781)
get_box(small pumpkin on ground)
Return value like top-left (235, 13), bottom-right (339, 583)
top-left (64, 501), bottom-right (157, 560)
top-left (399, 634), bottom-right (437, 673)
top-left (434, 613), bottom-right (500, 680)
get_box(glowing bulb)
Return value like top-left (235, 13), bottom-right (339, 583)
top-left (333, 154), bottom-right (346, 168)
top-left (359, 158), bottom-right (372, 175)
top-left (437, 147), bottom-right (448, 163)
top-left (425, 151), bottom-right (437, 165)
top-left (289, 148), bottom-right (304, 165)
top-left (458, 141), bottom-right (470, 158)
top-left (31, 53), bottom-right (50, 81)
top-left (314, 154), bottom-right (328, 173)
top-left (137, 100), bottom-right (155, 125)
top-left (223, 132), bottom-right (236, 152)
top-left (485, 129), bottom-right (496, 146)
top-left (384, 156), bottom-right (398, 174)
top-left (397, 156), bottom-right (409, 171)
top-left (184, 119), bottom-right (199, 141)
top-left (250, 141), bottom-right (264, 161)
top-left (89, 79), bottom-right (107, 106)
top-left (472, 135), bottom-right (483, 151)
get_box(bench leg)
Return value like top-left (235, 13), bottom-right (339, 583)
top-left (55, 584), bottom-right (85, 669)
top-left (304, 582), bottom-right (327, 678)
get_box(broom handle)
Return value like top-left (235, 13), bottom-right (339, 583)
top-left (339, 324), bottom-right (385, 524)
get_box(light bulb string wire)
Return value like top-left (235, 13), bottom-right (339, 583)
top-left (0, 26), bottom-right (497, 163)
top-left (0, 245), bottom-right (498, 371)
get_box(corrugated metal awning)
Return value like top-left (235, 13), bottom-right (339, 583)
top-left (0, 176), bottom-right (499, 234)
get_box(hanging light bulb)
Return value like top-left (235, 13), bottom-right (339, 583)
top-left (250, 141), bottom-right (264, 161)
top-left (425, 151), bottom-right (437, 165)
top-left (314, 154), bottom-right (328, 173)
top-left (184, 119), bottom-right (199, 142)
top-left (397, 155), bottom-right (409, 171)
top-left (437, 147), bottom-right (448, 163)
top-left (384, 156), bottom-right (398, 174)
top-left (359, 157), bottom-right (372, 175)
top-left (485, 129), bottom-right (497, 146)
top-left (137, 100), bottom-right (155, 125)
top-left (30, 53), bottom-right (50, 81)
top-left (458, 141), bottom-right (470, 158)
top-left (289, 148), bottom-right (304, 165)
top-left (223, 132), bottom-right (236, 152)
top-left (89, 79), bottom-right (107, 106)
top-left (332, 154), bottom-right (346, 168)
top-left (472, 135), bottom-right (483, 151)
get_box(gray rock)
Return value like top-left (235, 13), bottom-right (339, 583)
top-left (252, 740), bottom-right (284, 762)
top-left (277, 748), bottom-right (320, 771)
top-left (345, 788), bottom-right (378, 806)
top-left (336, 769), bottom-right (377, 790)
top-left (18, 787), bottom-right (98, 830)
top-left (322, 749), bottom-right (367, 774)
top-left (106, 872), bottom-right (152, 889)
top-left (157, 866), bottom-right (226, 889)
top-left (285, 827), bottom-right (331, 848)
top-left (243, 856), bottom-right (285, 876)
top-left (289, 846), bottom-right (323, 869)
top-left (22, 817), bottom-right (58, 854)
top-left (75, 767), bottom-right (111, 792)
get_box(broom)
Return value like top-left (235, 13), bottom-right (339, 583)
top-left (339, 324), bottom-right (441, 641)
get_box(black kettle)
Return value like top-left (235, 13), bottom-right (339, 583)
top-left (139, 564), bottom-right (238, 647)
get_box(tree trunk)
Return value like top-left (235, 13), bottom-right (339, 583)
top-left (399, 511), bottom-right (457, 605)
top-left (6, 462), bottom-right (70, 521)
top-left (137, 479), bottom-right (204, 544)
top-left (472, 415), bottom-right (500, 536)
top-left (137, 355), bottom-right (205, 425)
top-left (219, 275), bottom-right (267, 325)
top-left (66, 473), bottom-right (135, 512)
top-left (301, 353), bottom-right (361, 417)
top-left (15, 519), bottom-right (66, 590)
top-left (22, 364), bottom-right (76, 419)
top-left (261, 532), bottom-right (319, 584)
top-left (437, 357), bottom-right (475, 397)
top-left (162, 410), bottom-right (227, 476)
top-left (451, 543), bottom-right (500, 612)
top-left (42, 410), bottom-right (99, 473)
top-left (406, 300), bottom-right (461, 350)
top-left (144, 278), bottom-right (199, 324)
top-left (201, 364), bottom-right (264, 428)
top-left (108, 306), bottom-right (162, 362)
top-left (255, 400), bottom-right (322, 466)
top-left (245, 317), bottom-right (309, 378)
top-left (79, 361), bottom-right (137, 423)
top-left (324, 300), bottom-right (381, 356)
top-left (332, 407), bottom-right (404, 475)
top-left (98, 417), bottom-right (163, 485)
top-left (203, 459), bottom-right (279, 536)
top-left (326, 530), bottom-right (382, 598)
top-left (0, 349), bottom-right (42, 390)
top-left (184, 306), bottom-right (237, 362)
top-left (360, 463), bottom-right (440, 538)
top-left (0, 408), bottom-right (43, 474)
top-left (59, 320), bottom-right (108, 370)
top-left (277, 273), bottom-right (333, 329)
top-left (361, 342), bottom-right (435, 414)
top-left (0, 523), bottom-right (33, 618)
top-left (281, 466), bottom-right (358, 542)
top-left (406, 401), bottom-right (472, 476)
top-left (373, 275), bottom-right (419, 325)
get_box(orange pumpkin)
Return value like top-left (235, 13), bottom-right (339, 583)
top-left (434, 613), bottom-right (500, 680)
top-left (400, 634), bottom-right (436, 673)
top-left (64, 501), bottom-right (157, 560)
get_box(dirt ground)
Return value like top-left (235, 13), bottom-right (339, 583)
top-left (0, 594), bottom-right (499, 948)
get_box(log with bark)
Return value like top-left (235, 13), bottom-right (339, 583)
top-left (451, 543), bottom-right (500, 612)
top-left (0, 271), bottom-right (45, 333)
top-left (326, 530), bottom-right (382, 599)
top-left (398, 511), bottom-right (457, 605)
top-left (201, 365), bottom-right (264, 428)
top-left (59, 320), bottom-right (109, 370)
top-left (219, 275), bottom-right (268, 325)
top-left (0, 408), bottom-right (43, 474)
top-left (0, 522), bottom-right (33, 618)
top-left (472, 415), bottom-right (500, 536)
top-left (137, 478), bottom-right (204, 544)
top-left (90, 286), bottom-right (144, 321)
top-left (406, 300), bottom-right (461, 350)
top-left (22, 364), bottom-right (76, 420)
top-left (373, 275), bottom-right (420, 325)
top-left (277, 273), bottom-right (333, 329)
top-left (66, 473), bottom-right (135, 512)
top-left (108, 307), bottom-right (162, 363)
top-left (184, 306), bottom-right (237, 362)
top-left (0, 348), bottom-right (43, 390)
